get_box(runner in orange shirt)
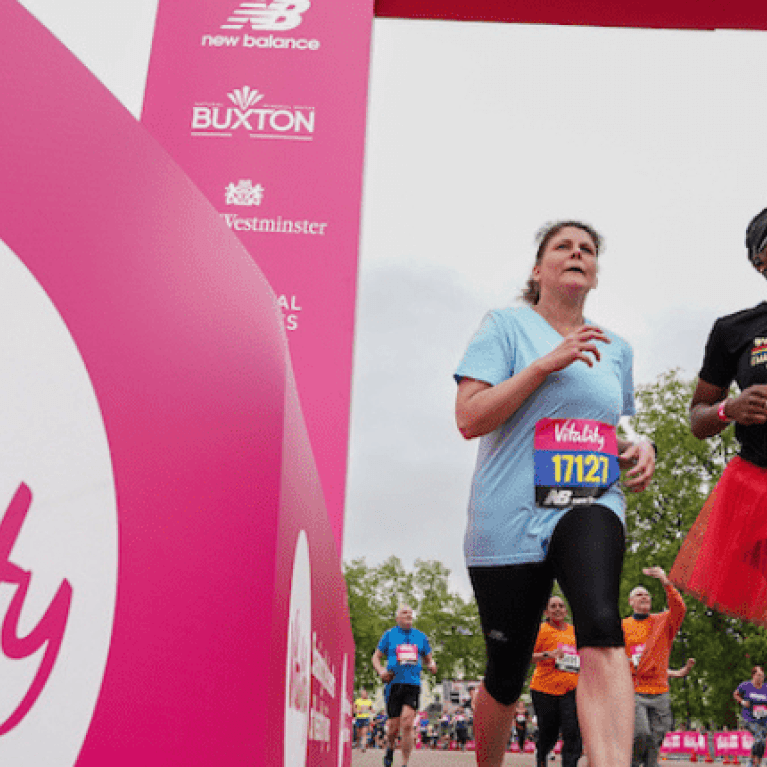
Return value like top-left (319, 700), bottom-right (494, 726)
top-left (622, 566), bottom-right (686, 767)
top-left (530, 596), bottom-right (582, 767)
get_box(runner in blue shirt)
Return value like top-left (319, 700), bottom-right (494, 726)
top-left (372, 604), bottom-right (437, 767)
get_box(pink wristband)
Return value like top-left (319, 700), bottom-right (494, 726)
top-left (717, 400), bottom-right (733, 423)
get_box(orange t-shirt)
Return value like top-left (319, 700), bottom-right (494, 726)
top-left (530, 621), bottom-right (579, 696)
top-left (622, 582), bottom-right (686, 695)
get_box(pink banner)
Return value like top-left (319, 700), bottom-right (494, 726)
top-left (714, 731), bottom-right (755, 758)
top-left (0, 2), bottom-right (353, 765)
top-left (141, 0), bottom-right (375, 551)
top-left (508, 740), bottom-right (542, 753)
top-left (660, 731), bottom-right (709, 756)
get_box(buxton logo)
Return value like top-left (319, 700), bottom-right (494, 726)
top-left (230, 85), bottom-right (264, 111)
top-left (222, 1), bottom-right (311, 31)
top-left (192, 86), bottom-right (315, 140)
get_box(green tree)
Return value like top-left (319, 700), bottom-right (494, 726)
top-left (343, 556), bottom-right (485, 691)
top-left (344, 557), bottom-right (393, 691)
top-left (622, 369), bottom-right (767, 729)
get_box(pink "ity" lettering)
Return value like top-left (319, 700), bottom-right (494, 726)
top-left (0, 483), bottom-right (72, 735)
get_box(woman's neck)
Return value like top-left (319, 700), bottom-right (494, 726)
top-left (533, 295), bottom-right (586, 336)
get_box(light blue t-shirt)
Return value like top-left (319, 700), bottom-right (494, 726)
top-left (455, 306), bottom-right (635, 567)
top-left (377, 626), bottom-right (432, 686)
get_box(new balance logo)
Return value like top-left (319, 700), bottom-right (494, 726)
top-left (543, 489), bottom-right (573, 506)
top-left (222, 1), bottom-right (311, 31)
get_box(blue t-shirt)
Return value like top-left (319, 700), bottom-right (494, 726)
top-left (377, 626), bottom-right (432, 686)
top-left (738, 681), bottom-right (767, 724)
top-left (455, 306), bottom-right (635, 567)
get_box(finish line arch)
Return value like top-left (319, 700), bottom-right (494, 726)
top-left (0, 1), bottom-right (764, 765)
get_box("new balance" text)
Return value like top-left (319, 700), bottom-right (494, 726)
top-left (201, 34), bottom-right (320, 50)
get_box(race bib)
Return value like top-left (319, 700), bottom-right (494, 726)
top-left (630, 643), bottom-right (645, 668)
top-left (754, 704), bottom-right (767, 719)
top-left (396, 643), bottom-right (419, 665)
top-left (534, 419), bottom-right (619, 507)
top-left (555, 643), bottom-right (580, 673)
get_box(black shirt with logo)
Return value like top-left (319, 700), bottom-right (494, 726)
top-left (699, 302), bottom-right (767, 467)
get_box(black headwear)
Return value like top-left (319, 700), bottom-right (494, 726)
top-left (746, 207), bottom-right (767, 261)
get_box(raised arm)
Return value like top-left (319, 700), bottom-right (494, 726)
top-left (456, 325), bottom-right (610, 439)
top-left (456, 368), bottom-right (548, 439)
top-left (666, 580), bottom-right (687, 631)
top-left (642, 566), bottom-right (686, 633)
top-left (668, 658), bottom-right (695, 679)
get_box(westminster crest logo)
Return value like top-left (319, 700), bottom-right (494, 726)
top-left (225, 180), bottom-right (265, 207)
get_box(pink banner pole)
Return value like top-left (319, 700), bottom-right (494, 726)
top-left (141, 3), bottom-right (373, 764)
top-left (142, 0), bottom-right (376, 554)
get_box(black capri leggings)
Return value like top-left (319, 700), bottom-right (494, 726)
top-left (469, 504), bottom-right (625, 706)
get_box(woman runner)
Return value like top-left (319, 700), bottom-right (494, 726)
top-left (530, 596), bottom-right (582, 767)
top-left (455, 220), bottom-right (655, 767)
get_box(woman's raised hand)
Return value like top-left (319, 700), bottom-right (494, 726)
top-left (540, 325), bottom-right (611, 375)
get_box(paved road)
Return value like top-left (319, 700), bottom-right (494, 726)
top-left (352, 748), bottom-right (716, 766)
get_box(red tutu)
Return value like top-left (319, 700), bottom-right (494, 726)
top-left (670, 456), bottom-right (767, 626)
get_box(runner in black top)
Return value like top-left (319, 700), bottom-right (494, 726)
top-left (671, 207), bottom-right (767, 625)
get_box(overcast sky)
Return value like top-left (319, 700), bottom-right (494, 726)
top-left (13, 0), bottom-right (767, 598)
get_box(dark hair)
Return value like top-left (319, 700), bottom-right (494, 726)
top-left (520, 220), bottom-right (603, 305)
top-left (746, 207), bottom-right (767, 262)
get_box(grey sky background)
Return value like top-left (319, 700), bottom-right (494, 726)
top-left (15, 1), bottom-right (767, 598)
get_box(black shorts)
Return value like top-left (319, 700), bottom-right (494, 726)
top-left (386, 683), bottom-right (420, 719)
top-left (469, 505), bottom-right (625, 706)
